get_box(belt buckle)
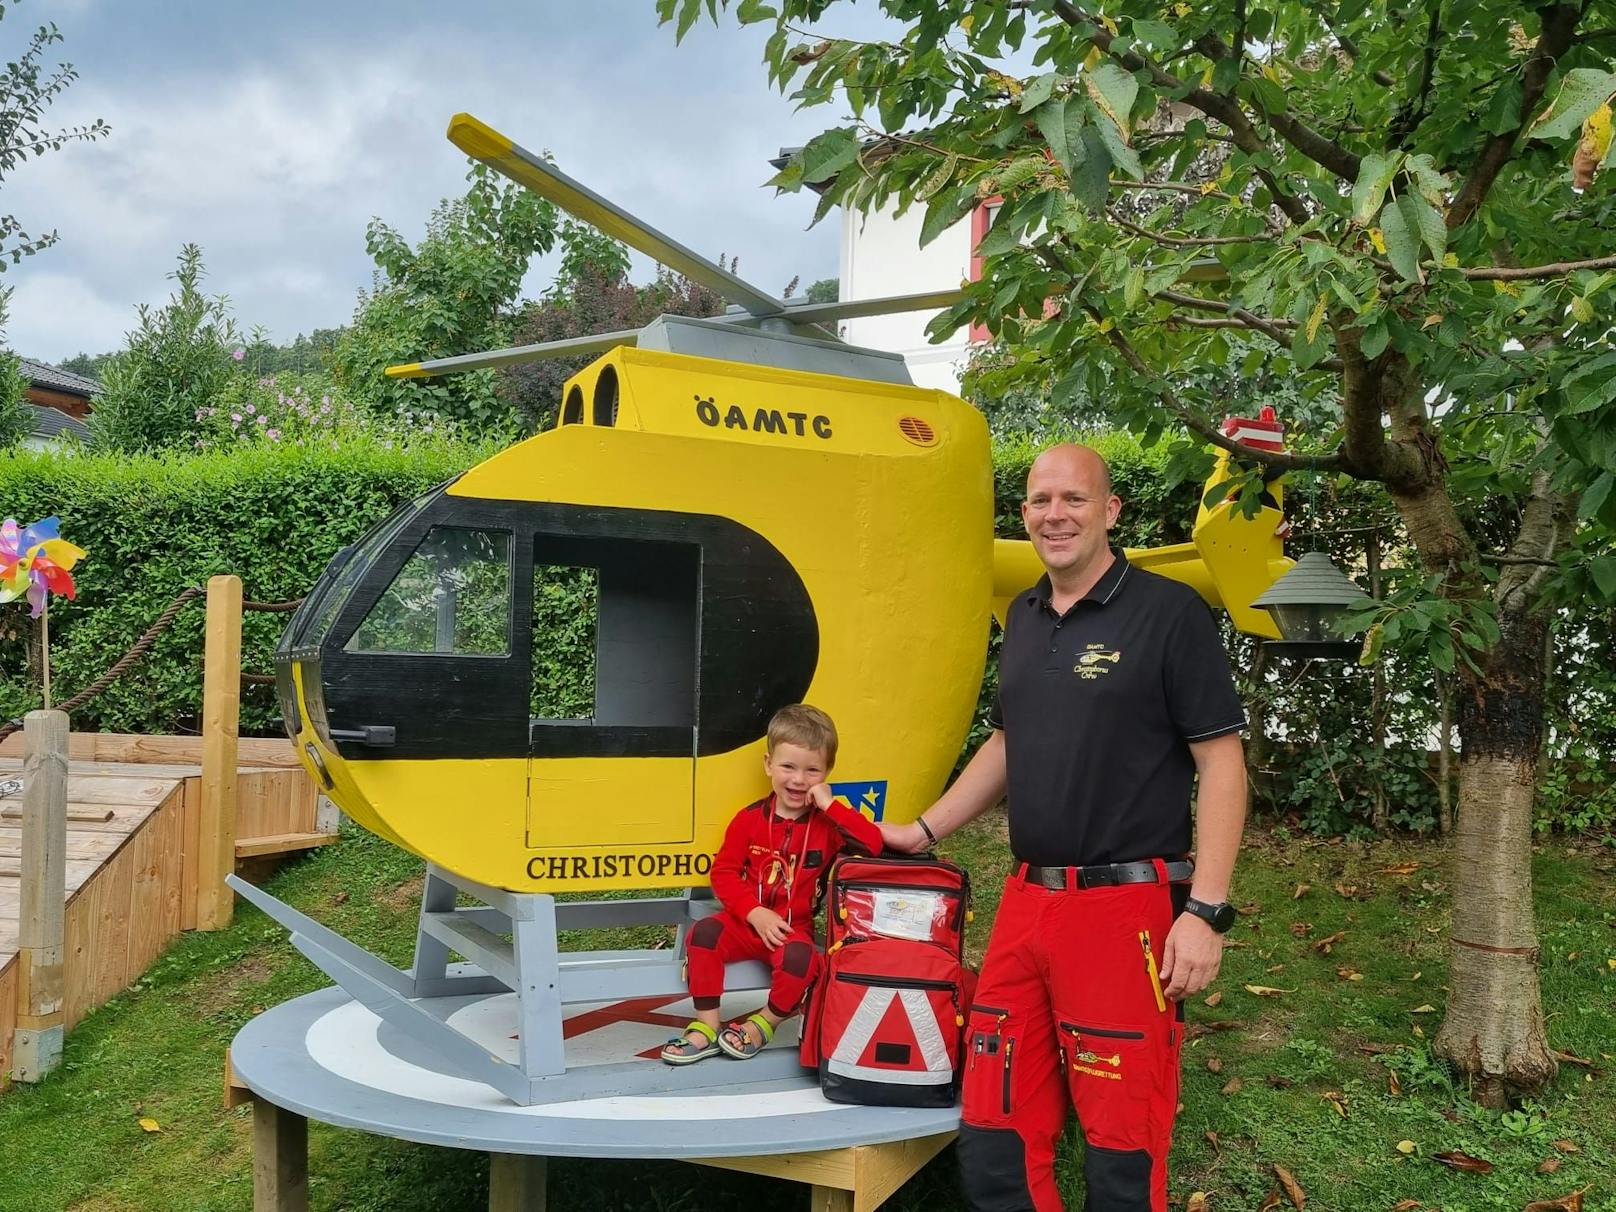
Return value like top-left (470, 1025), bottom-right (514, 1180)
top-left (1079, 865), bottom-right (1117, 889)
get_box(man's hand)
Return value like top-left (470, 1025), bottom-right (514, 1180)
top-left (808, 783), bottom-right (834, 810)
top-left (746, 905), bottom-right (791, 947)
top-left (1159, 913), bottom-right (1223, 1001)
top-left (879, 820), bottom-right (929, 854)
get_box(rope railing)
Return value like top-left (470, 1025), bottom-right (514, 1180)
top-left (0, 587), bottom-right (307, 742)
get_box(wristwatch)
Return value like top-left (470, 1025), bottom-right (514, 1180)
top-left (1183, 896), bottom-right (1238, 934)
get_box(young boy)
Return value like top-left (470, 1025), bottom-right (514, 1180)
top-left (662, 703), bottom-right (883, 1064)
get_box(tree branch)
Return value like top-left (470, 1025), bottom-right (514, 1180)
top-left (1388, 2), bottom-right (1444, 149)
top-left (1083, 304), bottom-right (1345, 472)
top-left (1447, 3), bottom-right (1582, 230)
top-left (1154, 288), bottom-right (1304, 348)
top-left (1463, 253), bottom-right (1616, 280)
top-left (1107, 212), bottom-right (1270, 247)
top-left (1318, 6), bottom-right (1396, 86)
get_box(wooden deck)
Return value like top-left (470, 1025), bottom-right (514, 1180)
top-left (0, 735), bottom-right (328, 1080)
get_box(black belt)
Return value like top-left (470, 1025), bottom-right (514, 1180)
top-left (1018, 859), bottom-right (1194, 889)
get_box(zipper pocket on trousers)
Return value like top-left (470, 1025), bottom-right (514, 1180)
top-left (1002, 1037), bottom-right (1014, 1114)
top-left (1141, 929), bottom-right (1168, 1012)
top-left (1060, 1020), bottom-right (1146, 1040)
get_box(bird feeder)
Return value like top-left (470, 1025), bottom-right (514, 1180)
top-left (1252, 550), bottom-right (1370, 660)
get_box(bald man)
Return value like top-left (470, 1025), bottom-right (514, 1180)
top-left (882, 445), bottom-right (1249, 1212)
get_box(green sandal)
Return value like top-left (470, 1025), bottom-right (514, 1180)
top-left (717, 1013), bottom-right (775, 1059)
top-left (661, 1020), bottom-right (721, 1065)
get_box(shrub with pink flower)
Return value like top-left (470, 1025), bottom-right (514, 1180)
top-left (197, 371), bottom-right (462, 450)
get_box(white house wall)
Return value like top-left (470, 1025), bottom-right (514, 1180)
top-left (838, 201), bottom-right (976, 393)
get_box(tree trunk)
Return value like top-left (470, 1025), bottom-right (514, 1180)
top-left (1434, 668), bottom-right (1453, 835)
top-left (1366, 529), bottom-right (1388, 831)
top-left (1433, 610), bottom-right (1557, 1105)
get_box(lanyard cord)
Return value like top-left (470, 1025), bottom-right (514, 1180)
top-left (757, 795), bottom-right (816, 929)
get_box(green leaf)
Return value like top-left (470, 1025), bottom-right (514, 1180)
top-left (1035, 98), bottom-right (1071, 175)
top-left (1580, 473), bottom-right (1615, 524)
top-left (1070, 125), bottom-right (1112, 211)
top-left (1211, 55), bottom-right (1240, 94)
top-left (798, 128), bottom-right (860, 184)
top-left (919, 185), bottom-right (977, 248)
top-left (1091, 102), bottom-right (1142, 179)
top-left (916, 153), bottom-right (959, 201)
top-left (1086, 63), bottom-right (1139, 137)
top-left (1396, 190), bottom-right (1445, 262)
top-left (1360, 321), bottom-right (1390, 359)
top-left (1379, 196), bottom-right (1421, 282)
top-left (735, 0), bottom-right (777, 22)
top-left (1528, 68), bottom-right (1616, 140)
top-left (1588, 554), bottom-right (1616, 600)
top-left (1019, 71), bottom-right (1061, 113)
top-left (1124, 265), bottom-right (1145, 308)
top-left (1351, 153), bottom-right (1401, 224)
top-left (1484, 81), bottom-right (1522, 135)
top-left (975, 215), bottom-right (1023, 259)
top-left (997, 155), bottom-right (1048, 193)
top-left (1130, 19), bottom-right (1178, 48)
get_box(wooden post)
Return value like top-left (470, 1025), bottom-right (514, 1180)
top-left (12, 708), bottom-right (68, 1082)
top-left (488, 1154), bottom-right (547, 1211)
top-left (253, 1100), bottom-right (308, 1212)
top-left (197, 574), bottom-right (242, 931)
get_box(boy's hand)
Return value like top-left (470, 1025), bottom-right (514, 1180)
top-left (879, 820), bottom-right (929, 854)
top-left (808, 783), bottom-right (834, 810)
top-left (747, 906), bottom-right (791, 947)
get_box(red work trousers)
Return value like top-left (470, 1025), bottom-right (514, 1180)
top-left (957, 869), bottom-right (1184, 1212)
top-left (684, 911), bottom-right (822, 1019)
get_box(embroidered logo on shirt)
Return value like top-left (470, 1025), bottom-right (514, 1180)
top-left (1073, 644), bottom-right (1122, 679)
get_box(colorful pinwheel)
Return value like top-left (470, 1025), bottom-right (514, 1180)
top-left (0, 516), bottom-right (87, 618)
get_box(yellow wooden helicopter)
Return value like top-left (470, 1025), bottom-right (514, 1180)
top-left (273, 114), bottom-right (1291, 897)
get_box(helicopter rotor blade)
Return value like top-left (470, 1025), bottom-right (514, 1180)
top-left (385, 329), bottom-right (642, 379)
top-left (448, 113), bottom-right (786, 319)
top-left (780, 286), bottom-right (968, 325)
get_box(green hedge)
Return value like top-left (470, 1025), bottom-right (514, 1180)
top-left (0, 439), bottom-right (487, 734)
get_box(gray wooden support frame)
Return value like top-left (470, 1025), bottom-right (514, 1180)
top-left (226, 868), bottom-right (778, 1106)
top-left (488, 1154), bottom-right (547, 1211)
top-left (253, 1100), bottom-right (308, 1212)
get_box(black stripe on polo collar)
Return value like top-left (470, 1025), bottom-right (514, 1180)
top-left (1024, 546), bottom-right (1132, 615)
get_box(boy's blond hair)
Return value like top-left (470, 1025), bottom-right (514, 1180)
top-left (766, 703), bottom-right (838, 768)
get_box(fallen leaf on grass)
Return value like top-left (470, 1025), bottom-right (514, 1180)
top-left (1265, 1074), bottom-right (1293, 1089)
top-left (1322, 1091), bottom-right (1348, 1118)
top-left (333, 890), bottom-right (350, 906)
top-left (1206, 1057), bottom-right (1224, 1073)
top-left (1186, 1192), bottom-right (1209, 1212)
top-left (1239, 902), bottom-right (1261, 915)
top-left (1184, 1020), bottom-right (1244, 1041)
top-left (1293, 883), bottom-right (1311, 899)
top-left (1432, 1150), bottom-right (1494, 1174)
top-left (1204, 991), bottom-right (1223, 1008)
top-left (1204, 1130), bottom-right (1221, 1154)
top-left (1395, 1140), bottom-right (1417, 1154)
top-left (138, 1117), bottom-right (161, 1133)
top-left (1257, 1190), bottom-right (1283, 1212)
top-left (1411, 1004), bottom-right (1436, 1013)
top-left (1412, 1024), bottom-right (1425, 1038)
top-left (1551, 1139), bottom-right (1579, 1153)
top-left (1274, 1163), bottom-right (1306, 1209)
top-left (1391, 1202), bottom-right (1421, 1211)
top-left (1388, 1069), bottom-right (1403, 1096)
top-left (1537, 1157), bottom-right (1562, 1173)
top-left (1290, 922), bottom-right (1313, 937)
top-left (1381, 862), bottom-right (1421, 875)
top-left (1334, 882), bottom-right (1361, 899)
top-left (1357, 1041), bottom-right (1395, 1055)
top-left (1523, 1191), bottom-right (1586, 1212)
top-left (1221, 1076), bottom-right (1244, 1095)
top-left (1265, 963), bottom-right (1288, 974)
top-left (1244, 984), bottom-right (1295, 996)
top-left (1337, 967), bottom-right (1364, 981)
top-left (1310, 931), bottom-right (1347, 953)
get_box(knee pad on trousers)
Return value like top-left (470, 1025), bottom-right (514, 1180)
top-left (1083, 1143), bottom-right (1152, 1212)
top-left (781, 940), bottom-right (813, 977)
top-left (689, 916), bottom-right (725, 950)
top-left (957, 1124), bottom-right (1036, 1211)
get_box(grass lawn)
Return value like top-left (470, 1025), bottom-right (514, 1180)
top-left (2, 816), bottom-right (1613, 1212)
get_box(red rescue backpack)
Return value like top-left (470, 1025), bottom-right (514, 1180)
top-left (800, 853), bottom-right (975, 1107)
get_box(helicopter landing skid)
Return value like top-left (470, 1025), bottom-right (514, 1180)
top-left (226, 866), bottom-right (794, 1107)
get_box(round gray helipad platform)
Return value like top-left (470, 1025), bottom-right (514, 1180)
top-left (230, 986), bottom-right (959, 1158)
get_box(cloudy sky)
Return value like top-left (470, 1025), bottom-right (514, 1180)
top-left (4, 1), bottom-right (901, 362)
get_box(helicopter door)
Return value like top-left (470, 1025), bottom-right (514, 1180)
top-left (526, 535), bottom-right (699, 849)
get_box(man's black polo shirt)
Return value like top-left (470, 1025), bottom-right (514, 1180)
top-left (988, 547), bottom-right (1246, 867)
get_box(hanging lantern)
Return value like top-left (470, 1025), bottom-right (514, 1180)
top-left (1252, 551), bottom-right (1370, 660)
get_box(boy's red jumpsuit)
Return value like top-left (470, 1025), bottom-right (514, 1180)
top-left (687, 795), bottom-right (882, 1018)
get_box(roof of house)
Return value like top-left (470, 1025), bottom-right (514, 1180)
top-left (20, 358), bottom-right (103, 398)
top-left (29, 404), bottom-right (93, 443)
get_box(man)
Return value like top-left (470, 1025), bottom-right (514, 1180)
top-left (881, 444), bottom-right (1248, 1212)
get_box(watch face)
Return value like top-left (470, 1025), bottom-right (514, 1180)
top-left (1211, 901), bottom-right (1238, 932)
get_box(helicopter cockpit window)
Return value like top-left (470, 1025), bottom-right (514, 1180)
top-left (347, 526), bottom-right (513, 656)
top-left (531, 564), bottom-right (597, 719)
top-left (294, 487), bottom-right (438, 649)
